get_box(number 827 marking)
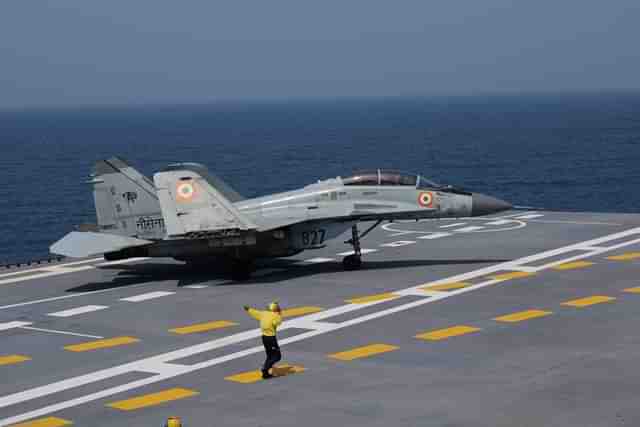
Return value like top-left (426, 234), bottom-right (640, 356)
top-left (302, 229), bottom-right (326, 246)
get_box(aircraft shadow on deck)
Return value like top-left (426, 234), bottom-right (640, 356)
top-left (65, 258), bottom-right (511, 292)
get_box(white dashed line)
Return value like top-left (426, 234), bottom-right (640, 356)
top-left (439, 223), bottom-right (466, 228)
top-left (183, 285), bottom-right (208, 289)
top-left (120, 291), bottom-right (175, 302)
top-left (380, 241), bottom-right (416, 248)
top-left (417, 233), bottom-right (452, 240)
top-left (336, 249), bottom-right (378, 256)
top-left (47, 305), bottom-right (108, 318)
top-left (303, 257), bottom-right (335, 264)
top-left (453, 226), bottom-right (485, 233)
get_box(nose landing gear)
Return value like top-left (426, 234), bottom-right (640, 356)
top-left (342, 220), bottom-right (382, 271)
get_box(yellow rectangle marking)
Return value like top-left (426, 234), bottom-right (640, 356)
top-left (345, 292), bottom-right (399, 304)
top-left (623, 287), bottom-right (640, 294)
top-left (281, 306), bottom-right (324, 318)
top-left (0, 354), bottom-right (31, 366)
top-left (553, 261), bottom-right (593, 271)
top-left (107, 387), bottom-right (198, 411)
top-left (607, 252), bottom-right (640, 261)
top-left (169, 320), bottom-right (237, 335)
top-left (64, 336), bottom-right (139, 352)
top-left (225, 364), bottom-right (305, 384)
top-left (9, 417), bottom-right (72, 427)
top-left (561, 295), bottom-right (615, 307)
top-left (328, 343), bottom-right (399, 361)
top-left (493, 309), bottom-right (552, 323)
top-left (415, 325), bottom-right (481, 341)
top-left (423, 282), bottom-right (470, 291)
top-left (490, 271), bottom-right (534, 281)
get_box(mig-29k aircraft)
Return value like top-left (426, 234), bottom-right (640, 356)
top-left (51, 158), bottom-right (512, 279)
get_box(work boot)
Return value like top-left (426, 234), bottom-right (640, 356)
top-left (262, 369), bottom-right (273, 379)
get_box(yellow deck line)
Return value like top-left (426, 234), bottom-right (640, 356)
top-left (107, 388), bottom-right (198, 411)
top-left (225, 365), bottom-right (305, 384)
top-left (493, 309), bottom-right (552, 323)
top-left (328, 343), bottom-right (399, 361)
top-left (561, 295), bottom-right (615, 307)
top-left (552, 261), bottom-right (593, 271)
top-left (422, 282), bottom-right (470, 291)
top-left (0, 354), bottom-right (31, 366)
top-left (607, 252), bottom-right (640, 261)
top-left (9, 417), bottom-right (72, 427)
top-left (345, 292), bottom-right (399, 304)
top-left (415, 325), bottom-right (481, 341)
top-left (489, 271), bottom-right (534, 281)
top-left (64, 336), bottom-right (139, 352)
top-left (623, 287), bottom-right (640, 294)
top-left (281, 306), bottom-right (324, 318)
top-left (169, 320), bottom-right (237, 335)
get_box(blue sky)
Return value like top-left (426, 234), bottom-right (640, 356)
top-left (1, 1), bottom-right (639, 108)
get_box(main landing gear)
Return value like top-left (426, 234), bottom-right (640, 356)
top-left (342, 220), bottom-right (382, 271)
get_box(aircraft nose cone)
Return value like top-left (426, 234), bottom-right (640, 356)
top-left (471, 193), bottom-right (512, 217)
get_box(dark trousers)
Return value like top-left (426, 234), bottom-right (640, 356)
top-left (261, 335), bottom-right (281, 373)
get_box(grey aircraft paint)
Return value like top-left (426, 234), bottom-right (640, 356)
top-left (51, 158), bottom-right (511, 276)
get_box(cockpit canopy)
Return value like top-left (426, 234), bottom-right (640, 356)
top-left (342, 169), bottom-right (441, 189)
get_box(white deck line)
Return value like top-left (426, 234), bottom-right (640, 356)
top-left (452, 226), bottom-right (485, 233)
top-left (417, 232), bottom-right (451, 239)
top-left (120, 291), bottom-right (175, 303)
top-left (2, 226), bottom-right (640, 425)
top-left (514, 214), bottom-right (545, 219)
top-left (19, 326), bottom-right (103, 339)
top-left (440, 223), bottom-right (466, 228)
top-left (303, 257), bottom-right (335, 264)
top-left (0, 321), bottom-right (32, 331)
top-left (0, 258), bottom-right (104, 279)
top-left (47, 305), bottom-right (108, 318)
top-left (380, 241), bottom-right (416, 247)
top-left (0, 258), bottom-right (149, 287)
top-left (485, 219), bottom-right (514, 226)
top-left (336, 248), bottom-right (378, 256)
top-left (0, 266), bottom-right (95, 287)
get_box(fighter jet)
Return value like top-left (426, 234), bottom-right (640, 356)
top-left (51, 157), bottom-right (511, 278)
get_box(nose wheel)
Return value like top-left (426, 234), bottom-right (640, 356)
top-left (342, 220), bottom-right (382, 271)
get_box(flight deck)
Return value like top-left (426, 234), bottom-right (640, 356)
top-left (2, 210), bottom-right (640, 426)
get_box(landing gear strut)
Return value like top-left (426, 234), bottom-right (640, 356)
top-left (342, 220), bottom-right (382, 271)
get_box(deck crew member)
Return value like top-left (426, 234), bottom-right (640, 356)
top-left (244, 301), bottom-right (283, 379)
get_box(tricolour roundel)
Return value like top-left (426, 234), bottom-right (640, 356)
top-left (176, 181), bottom-right (196, 201)
top-left (417, 191), bottom-right (434, 208)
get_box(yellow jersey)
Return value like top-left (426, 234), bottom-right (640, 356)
top-left (247, 308), bottom-right (282, 337)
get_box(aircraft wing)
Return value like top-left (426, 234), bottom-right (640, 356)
top-left (50, 231), bottom-right (152, 258)
top-left (154, 165), bottom-right (257, 238)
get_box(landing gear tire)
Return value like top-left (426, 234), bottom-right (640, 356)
top-left (342, 254), bottom-right (362, 271)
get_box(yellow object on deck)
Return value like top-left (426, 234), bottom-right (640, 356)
top-left (165, 416), bottom-right (182, 427)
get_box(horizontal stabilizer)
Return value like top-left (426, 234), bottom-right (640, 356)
top-left (50, 232), bottom-right (152, 258)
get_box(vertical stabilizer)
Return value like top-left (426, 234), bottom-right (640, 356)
top-left (91, 157), bottom-right (165, 239)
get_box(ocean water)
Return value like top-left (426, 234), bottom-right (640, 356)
top-left (1, 92), bottom-right (639, 265)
